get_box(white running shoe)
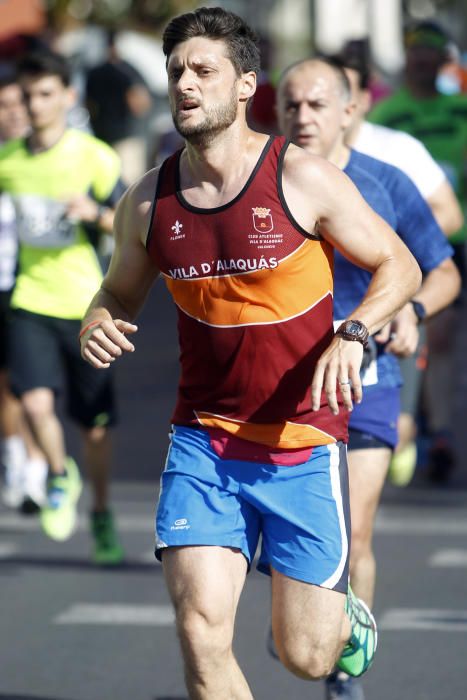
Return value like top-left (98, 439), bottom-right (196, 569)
top-left (2, 462), bottom-right (24, 507)
top-left (1, 436), bottom-right (27, 508)
top-left (21, 458), bottom-right (47, 513)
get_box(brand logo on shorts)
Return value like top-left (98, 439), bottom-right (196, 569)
top-left (171, 517), bottom-right (191, 531)
top-left (252, 206), bottom-right (273, 233)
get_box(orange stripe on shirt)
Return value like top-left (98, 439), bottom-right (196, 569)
top-left (164, 238), bottom-right (333, 327)
top-left (195, 411), bottom-right (337, 448)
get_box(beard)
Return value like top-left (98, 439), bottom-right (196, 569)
top-left (172, 87), bottom-right (238, 146)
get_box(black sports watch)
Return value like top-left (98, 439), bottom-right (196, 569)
top-left (335, 319), bottom-right (369, 347)
top-left (410, 299), bottom-right (426, 324)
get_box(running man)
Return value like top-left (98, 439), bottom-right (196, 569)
top-left (0, 70), bottom-right (48, 512)
top-left (276, 56), bottom-right (459, 699)
top-left (80, 8), bottom-right (421, 698)
top-left (0, 51), bottom-right (126, 563)
top-left (333, 43), bottom-right (463, 486)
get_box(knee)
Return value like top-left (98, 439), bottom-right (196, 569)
top-left (350, 518), bottom-right (373, 562)
top-left (176, 605), bottom-right (233, 669)
top-left (21, 389), bottom-right (53, 422)
top-left (277, 636), bottom-right (337, 680)
top-left (85, 425), bottom-right (107, 444)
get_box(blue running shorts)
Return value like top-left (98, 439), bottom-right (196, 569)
top-left (155, 425), bottom-right (350, 593)
top-left (348, 385), bottom-right (400, 449)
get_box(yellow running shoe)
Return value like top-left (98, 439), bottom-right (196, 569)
top-left (388, 442), bottom-right (417, 487)
top-left (40, 457), bottom-right (82, 541)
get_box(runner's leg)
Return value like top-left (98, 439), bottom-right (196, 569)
top-left (162, 545), bottom-right (253, 700)
top-left (271, 570), bottom-right (350, 679)
top-left (21, 387), bottom-right (66, 475)
top-left (347, 447), bottom-right (390, 607)
top-left (82, 425), bottom-right (110, 512)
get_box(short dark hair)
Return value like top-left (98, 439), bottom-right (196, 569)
top-left (16, 50), bottom-right (71, 87)
top-left (162, 6), bottom-right (261, 76)
top-left (326, 40), bottom-right (371, 90)
top-left (0, 63), bottom-right (18, 91)
top-left (278, 56), bottom-right (352, 103)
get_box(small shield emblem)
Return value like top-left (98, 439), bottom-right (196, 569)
top-left (252, 207), bottom-right (273, 233)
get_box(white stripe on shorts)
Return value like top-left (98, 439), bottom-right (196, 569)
top-left (321, 443), bottom-right (349, 589)
top-left (155, 428), bottom-right (175, 550)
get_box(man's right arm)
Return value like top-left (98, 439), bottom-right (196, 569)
top-left (80, 168), bottom-right (160, 368)
top-left (283, 145), bottom-right (422, 413)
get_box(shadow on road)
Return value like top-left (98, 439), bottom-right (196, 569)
top-left (0, 555), bottom-right (163, 575)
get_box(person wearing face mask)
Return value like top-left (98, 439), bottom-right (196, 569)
top-left (369, 21), bottom-right (467, 484)
top-left (329, 41), bottom-right (464, 488)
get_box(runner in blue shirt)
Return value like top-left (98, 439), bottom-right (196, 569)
top-left (276, 56), bottom-right (460, 699)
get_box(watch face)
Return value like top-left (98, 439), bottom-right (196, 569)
top-left (347, 321), bottom-right (362, 335)
top-left (336, 319), bottom-right (369, 346)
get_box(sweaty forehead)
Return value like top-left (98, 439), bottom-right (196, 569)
top-left (168, 36), bottom-right (231, 67)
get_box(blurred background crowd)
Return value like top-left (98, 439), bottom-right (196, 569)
top-left (1, 0), bottom-right (466, 176)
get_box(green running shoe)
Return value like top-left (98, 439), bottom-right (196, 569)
top-left (337, 586), bottom-right (377, 678)
top-left (40, 457), bottom-right (82, 541)
top-left (91, 510), bottom-right (124, 565)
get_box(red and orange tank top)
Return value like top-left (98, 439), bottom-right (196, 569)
top-left (146, 135), bottom-right (348, 449)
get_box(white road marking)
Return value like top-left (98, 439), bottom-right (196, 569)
top-left (54, 604), bottom-right (175, 626)
top-left (429, 549), bottom-right (467, 567)
top-left (1, 507), bottom-right (467, 535)
top-left (380, 608), bottom-right (467, 632)
top-left (374, 515), bottom-right (467, 535)
top-left (0, 513), bottom-right (151, 532)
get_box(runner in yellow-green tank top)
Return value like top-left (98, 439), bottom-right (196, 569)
top-left (0, 49), bottom-right (127, 562)
top-left (0, 128), bottom-right (122, 318)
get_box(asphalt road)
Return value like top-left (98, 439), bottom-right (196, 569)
top-left (1, 279), bottom-right (467, 700)
top-left (1, 483), bottom-right (467, 700)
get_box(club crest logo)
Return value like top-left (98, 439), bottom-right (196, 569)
top-left (252, 207), bottom-right (273, 233)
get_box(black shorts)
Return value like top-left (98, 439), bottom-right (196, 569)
top-left (348, 428), bottom-right (393, 451)
top-left (9, 308), bottom-right (116, 429)
top-left (0, 289), bottom-right (13, 370)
